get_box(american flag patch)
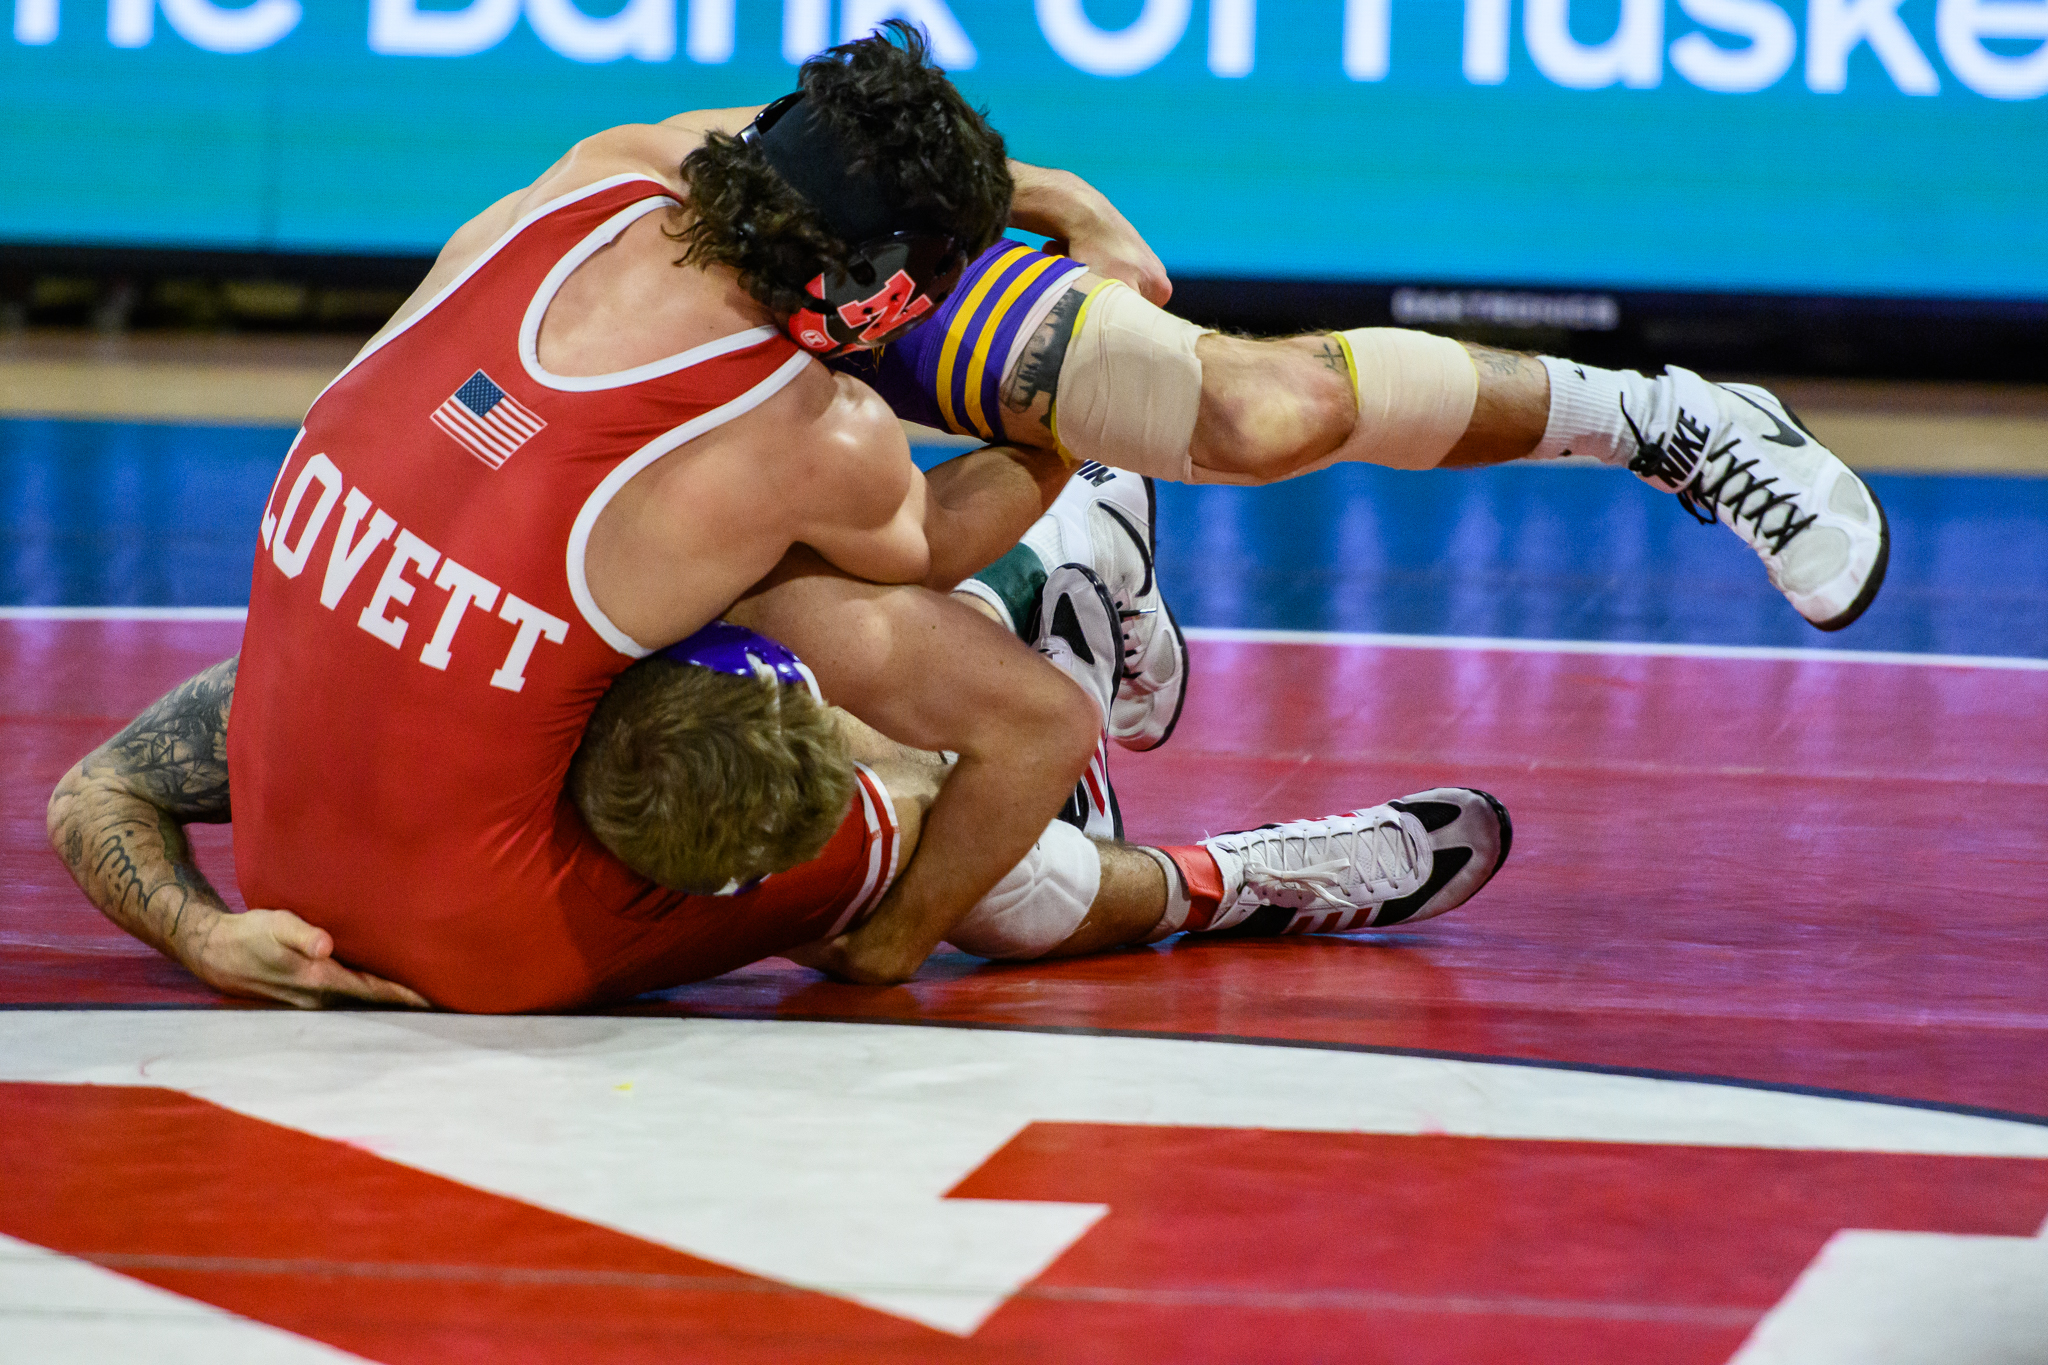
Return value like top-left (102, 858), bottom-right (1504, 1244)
top-left (431, 370), bottom-right (545, 469)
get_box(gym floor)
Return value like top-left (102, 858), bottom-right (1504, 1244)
top-left (3, 334), bottom-right (2045, 1363)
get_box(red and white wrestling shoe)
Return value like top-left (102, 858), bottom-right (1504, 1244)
top-left (1627, 370), bottom-right (1889, 631)
top-left (1193, 788), bottom-right (1512, 936)
top-left (1028, 461), bottom-right (1189, 751)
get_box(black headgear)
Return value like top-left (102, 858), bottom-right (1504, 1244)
top-left (741, 92), bottom-right (966, 357)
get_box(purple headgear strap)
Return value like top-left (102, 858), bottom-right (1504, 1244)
top-left (654, 620), bottom-right (823, 703)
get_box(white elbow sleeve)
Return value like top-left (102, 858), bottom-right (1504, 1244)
top-left (945, 819), bottom-right (1101, 961)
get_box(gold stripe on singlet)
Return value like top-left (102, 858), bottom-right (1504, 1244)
top-left (934, 244), bottom-right (1034, 437)
top-left (960, 253), bottom-right (1071, 441)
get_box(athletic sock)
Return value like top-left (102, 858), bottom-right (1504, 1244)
top-left (1530, 357), bottom-right (1662, 466)
top-left (1154, 843), bottom-right (1231, 933)
top-left (959, 542), bottom-right (1047, 639)
top-left (1135, 846), bottom-right (1191, 942)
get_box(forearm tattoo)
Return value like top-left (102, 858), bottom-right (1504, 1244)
top-left (1001, 287), bottom-right (1085, 437)
top-left (49, 657), bottom-right (238, 959)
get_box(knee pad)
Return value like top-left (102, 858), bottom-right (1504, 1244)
top-left (1053, 280), bottom-right (1208, 482)
top-left (1327, 328), bottom-right (1479, 471)
top-left (945, 819), bottom-right (1101, 960)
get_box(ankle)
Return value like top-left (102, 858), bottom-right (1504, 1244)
top-left (1443, 345), bottom-right (1549, 467)
top-left (1154, 843), bottom-right (1233, 933)
top-left (1530, 357), bottom-right (1659, 466)
top-left (962, 542), bottom-right (1047, 639)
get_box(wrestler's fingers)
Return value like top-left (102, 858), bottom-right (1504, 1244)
top-left (249, 908), bottom-right (335, 963)
top-left (1119, 256), bottom-right (1173, 307)
top-left (242, 910), bottom-right (428, 1009)
top-left (311, 962), bottom-right (432, 1010)
top-left (1055, 236), bottom-right (1172, 306)
top-left (1054, 244), bottom-right (1172, 307)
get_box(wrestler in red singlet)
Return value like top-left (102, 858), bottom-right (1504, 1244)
top-left (229, 176), bottom-right (898, 1013)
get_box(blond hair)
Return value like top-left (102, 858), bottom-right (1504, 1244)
top-left (569, 659), bottom-right (855, 894)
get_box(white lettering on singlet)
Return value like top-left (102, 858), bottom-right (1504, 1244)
top-left (265, 449), bottom-right (569, 684)
top-left (320, 488), bottom-right (398, 609)
top-left (357, 529), bottom-right (440, 649)
top-left (269, 453), bottom-right (344, 580)
top-left (420, 558), bottom-right (501, 671)
top-left (258, 431), bottom-right (305, 553)
top-left (491, 593), bottom-right (570, 693)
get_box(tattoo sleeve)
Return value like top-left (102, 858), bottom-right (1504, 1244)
top-left (46, 657), bottom-right (239, 964)
top-left (1000, 286), bottom-right (1085, 440)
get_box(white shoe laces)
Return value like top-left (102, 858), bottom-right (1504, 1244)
top-left (1220, 810), bottom-right (1427, 911)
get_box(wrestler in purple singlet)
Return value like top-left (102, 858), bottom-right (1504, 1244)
top-left (833, 240), bottom-right (1087, 442)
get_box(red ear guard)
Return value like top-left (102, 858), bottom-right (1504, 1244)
top-left (742, 93), bottom-right (967, 358)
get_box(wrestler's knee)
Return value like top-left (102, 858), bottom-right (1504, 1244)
top-left (946, 820), bottom-right (1100, 960)
top-left (1189, 334), bottom-right (1355, 483)
top-left (1037, 654), bottom-right (1109, 779)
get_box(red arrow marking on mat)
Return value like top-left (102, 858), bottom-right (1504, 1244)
top-left (0, 1081), bottom-right (943, 1364)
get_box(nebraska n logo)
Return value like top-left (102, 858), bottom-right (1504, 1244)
top-left (837, 270), bottom-right (934, 343)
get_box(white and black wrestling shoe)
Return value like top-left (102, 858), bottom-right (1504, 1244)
top-left (1027, 461), bottom-right (1189, 751)
top-left (1627, 369), bottom-right (1889, 631)
top-left (1035, 563), bottom-right (1126, 839)
top-left (1198, 788), bottom-right (1512, 936)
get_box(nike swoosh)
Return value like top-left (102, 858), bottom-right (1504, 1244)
top-left (1100, 503), bottom-right (1155, 598)
top-left (1727, 388), bottom-right (1807, 448)
top-left (1050, 593), bottom-right (1095, 666)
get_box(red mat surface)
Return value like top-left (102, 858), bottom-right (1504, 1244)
top-left (8, 618), bottom-right (2048, 1363)
top-left (7, 619), bottom-right (2044, 1122)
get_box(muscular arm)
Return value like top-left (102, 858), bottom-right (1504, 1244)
top-left (1006, 160), bottom-right (1171, 306)
top-left (49, 659), bottom-right (238, 961)
top-left (789, 378), bottom-right (1070, 595)
top-left (730, 558), bottom-right (1098, 983)
top-left (918, 442), bottom-right (1072, 588)
top-left (46, 660), bottom-right (427, 1010)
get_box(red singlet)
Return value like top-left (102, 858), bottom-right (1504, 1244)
top-left (229, 176), bottom-right (899, 1012)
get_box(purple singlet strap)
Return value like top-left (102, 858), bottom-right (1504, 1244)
top-left (654, 620), bottom-right (823, 702)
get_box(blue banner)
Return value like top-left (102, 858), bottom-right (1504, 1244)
top-left (4, 1), bottom-right (2044, 297)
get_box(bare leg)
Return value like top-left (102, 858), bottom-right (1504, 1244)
top-left (1031, 841), bottom-right (1168, 958)
top-left (1442, 346), bottom-right (1550, 468)
top-left (1190, 335), bottom-right (1549, 478)
top-left (812, 719), bottom-right (1173, 966)
top-left (998, 275), bottom-right (1550, 483)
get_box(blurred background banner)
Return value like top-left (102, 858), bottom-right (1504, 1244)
top-left (5, 0), bottom-right (2045, 298)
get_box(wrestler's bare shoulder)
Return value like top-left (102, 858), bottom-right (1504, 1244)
top-left (584, 367), bottom-right (925, 646)
top-left (365, 108), bottom-right (763, 349)
top-left (676, 365), bottom-right (917, 535)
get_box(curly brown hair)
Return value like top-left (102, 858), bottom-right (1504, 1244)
top-left (674, 21), bottom-right (1012, 318)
